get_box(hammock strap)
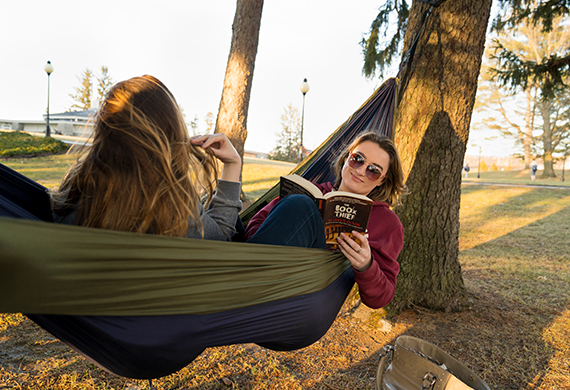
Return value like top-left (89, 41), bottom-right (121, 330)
top-left (397, 1), bottom-right (435, 78)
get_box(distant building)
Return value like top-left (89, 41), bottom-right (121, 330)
top-left (463, 155), bottom-right (526, 171)
top-left (244, 150), bottom-right (270, 159)
top-left (0, 108), bottom-right (96, 138)
top-left (464, 155), bottom-right (569, 170)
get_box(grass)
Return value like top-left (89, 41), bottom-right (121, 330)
top-left (463, 168), bottom-right (570, 187)
top-left (2, 154), bottom-right (293, 201)
top-left (3, 153), bottom-right (78, 187)
top-left (1, 154), bottom-right (569, 389)
top-left (241, 157), bottom-right (295, 201)
top-left (0, 131), bottom-right (69, 157)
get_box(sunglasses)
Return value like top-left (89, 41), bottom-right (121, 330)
top-left (347, 152), bottom-right (383, 181)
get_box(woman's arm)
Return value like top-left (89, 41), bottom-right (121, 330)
top-left (188, 133), bottom-right (243, 240)
top-left (191, 133), bottom-right (241, 183)
top-left (338, 206), bottom-right (403, 309)
top-left (194, 180), bottom-right (243, 241)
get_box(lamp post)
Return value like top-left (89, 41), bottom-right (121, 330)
top-left (44, 61), bottom-right (54, 137)
top-left (299, 78), bottom-right (310, 162)
top-left (562, 149), bottom-right (567, 182)
top-left (477, 147), bottom-right (481, 179)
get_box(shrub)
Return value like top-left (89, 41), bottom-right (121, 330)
top-left (0, 131), bottom-right (69, 157)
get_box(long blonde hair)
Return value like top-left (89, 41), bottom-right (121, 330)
top-left (332, 132), bottom-right (407, 206)
top-left (51, 75), bottom-right (218, 237)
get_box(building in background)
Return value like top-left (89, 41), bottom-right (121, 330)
top-left (464, 155), bottom-right (569, 171)
top-left (0, 108), bottom-right (96, 138)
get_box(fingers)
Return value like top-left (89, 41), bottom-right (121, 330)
top-left (337, 231), bottom-right (372, 272)
top-left (191, 134), bottom-right (241, 182)
top-left (191, 134), bottom-right (241, 165)
top-left (190, 133), bottom-right (224, 149)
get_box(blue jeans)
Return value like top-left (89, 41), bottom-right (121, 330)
top-left (246, 195), bottom-right (327, 249)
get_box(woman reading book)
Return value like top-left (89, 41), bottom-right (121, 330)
top-left (245, 132), bottom-right (407, 309)
top-left (29, 75), bottom-right (364, 375)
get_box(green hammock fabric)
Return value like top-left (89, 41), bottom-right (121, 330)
top-left (0, 218), bottom-right (349, 316)
top-left (0, 77), bottom-right (397, 318)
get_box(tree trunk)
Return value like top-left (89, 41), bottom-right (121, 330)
top-left (523, 89), bottom-right (535, 168)
top-left (391, 0), bottom-right (492, 312)
top-left (215, 0), bottom-right (264, 173)
top-left (538, 101), bottom-right (557, 177)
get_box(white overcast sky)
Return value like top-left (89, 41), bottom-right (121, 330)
top-left (1, 0), bottom-right (506, 156)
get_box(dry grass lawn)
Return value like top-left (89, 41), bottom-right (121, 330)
top-left (1, 155), bottom-right (569, 389)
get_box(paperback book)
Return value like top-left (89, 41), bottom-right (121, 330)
top-left (279, 174), bottom-right (373, 250)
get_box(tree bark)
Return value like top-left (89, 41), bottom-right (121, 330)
top-left (215, 0), bottom-right (264, 173)
top-left (537, 100), bottom-right (557, 177)
top-left (391, 0), bottom-right (492, 312)
top-left (523, 89), bottom-right (535, 169)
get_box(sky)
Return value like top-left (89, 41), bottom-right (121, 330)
top-left (1, 0), bottom-right (508, 157)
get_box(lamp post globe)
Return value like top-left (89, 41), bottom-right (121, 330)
top-left (44, 61), bottom-right (54, 137)
top-left (299, 78), bottom-right (310, 161)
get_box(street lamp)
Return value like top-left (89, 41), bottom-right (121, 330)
top-left (477, 147), bottom-right (481, 179)
top-left (562, 149), bottom-right (568, 182)
top-left (44, 61), bottom-right (54, 137)
top-left (299, 78), bottom-right (310, 161)
top-left (44, 61), bottom-right (53, 137)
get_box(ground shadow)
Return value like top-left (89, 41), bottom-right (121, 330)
top-left (2, 189), bottom-right (568, 389)
top-left (309, 199), bottom-right (570, 389)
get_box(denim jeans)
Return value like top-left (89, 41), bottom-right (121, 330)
top-left (246, 195), bottom-right (327, 249)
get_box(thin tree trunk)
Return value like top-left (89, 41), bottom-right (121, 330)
top-left (215, 0), bottom-right (264, 174)
top-left (391, 0), bottom-right (492, 312)
top-left (523, 89), bottom-right (535, 168)
top-left (538, 100), bottom-right (557, 177)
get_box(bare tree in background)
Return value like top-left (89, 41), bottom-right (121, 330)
top-left (69, 69), bottom-right (94, 111)
top-left (270, 104), bottom-right (301, 162)
top-left (96, 66), bottom-right (113, 105)
top-left (70, 67), bottom-right (113, 111)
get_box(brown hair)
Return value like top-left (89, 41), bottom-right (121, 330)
top-left (332, 132), bottom-right (407, 206)
top-left (51, 75), bottom-right (218, 237)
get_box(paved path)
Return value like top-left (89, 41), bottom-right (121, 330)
top-left (462, 181), bottom-right (570, 190)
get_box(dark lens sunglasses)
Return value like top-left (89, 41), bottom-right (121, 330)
top-left (347, 152), bottom-right (383, 181)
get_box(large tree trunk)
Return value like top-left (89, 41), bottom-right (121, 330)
top-left (537, 101), bottom-right (557, 177)
top-left (391, 0), bottom-right (492, 312)
top-left (215, 0), bottom-right (264, 173)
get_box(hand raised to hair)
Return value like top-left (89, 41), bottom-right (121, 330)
top-left (191, 133), bottom-right (241, 182)
top-left (337, 231), bottom-right (372, 272)
top-left (190, 133), bottom-right (241, 165)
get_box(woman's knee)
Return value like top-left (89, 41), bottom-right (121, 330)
top-left (276, 194), bottom-right (319, 215)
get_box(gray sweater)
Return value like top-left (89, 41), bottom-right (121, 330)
top-left (186, 180), bottom-right (242, 240)
top-left (54, 180), bottom-right (243, 241)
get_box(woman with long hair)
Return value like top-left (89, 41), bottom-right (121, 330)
top-left (51, 75), bottom-right (242, 240)
top-left (27, 95), bottom-right (405, 378)
top-left (245, 131), bottom-right (408, 309)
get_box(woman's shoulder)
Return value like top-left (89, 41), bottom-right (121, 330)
top-left (370, 201), bottom-right (402, 229)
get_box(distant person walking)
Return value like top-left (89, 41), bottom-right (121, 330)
top-left (463, 164), bottom-right (470, 179)
top-left (530, 161), bottom-right (538, 182)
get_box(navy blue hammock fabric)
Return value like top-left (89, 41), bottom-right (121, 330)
top-left (0, 78), bottom-right (397, 380)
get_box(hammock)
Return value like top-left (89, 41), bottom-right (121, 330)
top-left (0, 78), bottom-right (397, 380)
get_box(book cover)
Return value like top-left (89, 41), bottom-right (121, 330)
top-left (279, 175), bottom-right (373, 250)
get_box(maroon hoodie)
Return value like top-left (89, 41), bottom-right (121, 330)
top-left (244, 182), bottom-right (403, 309)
